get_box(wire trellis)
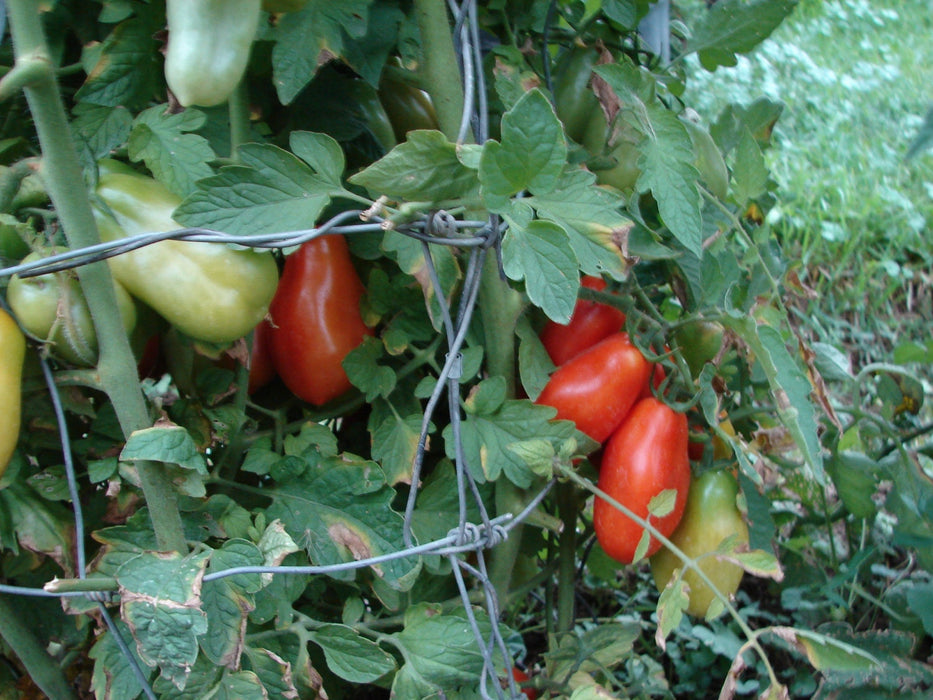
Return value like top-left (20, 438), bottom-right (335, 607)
top-left (0, 2), bottom-right (550, 698)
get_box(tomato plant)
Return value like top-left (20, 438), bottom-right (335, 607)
top-left (539, 275), bottom-right (626, 366)
top-left (593, 397), bottom-right (691, 564)
top-left (164, 0), bottom-right (262, 107)
top-left (650, 469), bottom-right (749, 617)
top-left (267, 235), bottom-right (373, 406)
top-left (535, 332), bottom-right (652, 443)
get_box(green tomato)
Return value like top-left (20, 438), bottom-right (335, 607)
top-left (91, 160), bottom-right (279, 346)
top-left (552, 45), bottom-right (600, 143)
top-left (683, 118), bottom-right (729, 200)
top-left (582, 109), bottom-right (642, 194)
top-left (650, 469), bottom-right (749, 617)
top-left (164, 0), bottom-right (262, 107)
top-left (378, 70), bottom-right (439, 143)
top-left (673, 319), bottom-right (725, 378)
top-left (7, 248), bottom-right (138, 366)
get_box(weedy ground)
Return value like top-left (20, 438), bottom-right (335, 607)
top-left (684, 0), bottom-right (933, 370)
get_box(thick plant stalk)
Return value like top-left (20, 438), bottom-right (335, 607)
top-left (4, 0), bottom-right (187, 553)
top-left (0, 596), bottom-right (77, 699)
top-left (414, 0), bottom-right (528, 604)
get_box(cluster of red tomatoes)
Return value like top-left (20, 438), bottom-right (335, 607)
top-left (535, 276), bottom-right (691, 564)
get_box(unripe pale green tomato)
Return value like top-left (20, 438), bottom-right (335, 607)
top-left (8, 248), bottom-right (137, 366)
top-left (90, 160), bottom-right (279, 346)
top-left (0, 309), bottom-right (25, 478)
top-left (673, 319), bottom-right (725, 378)
top-left (552, 45), bottom-right (600, 143)
top-left (650, 469), bottom-right (749, 617)
top-left (164, 0), bottom-right (262, 107)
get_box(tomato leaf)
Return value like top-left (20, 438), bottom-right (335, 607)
top-left (731, 127), bottom-right (768, 205)
top-left (647, 489), bottom-right (678, 519)
top-left (264, 453), bottom-right (420, 590)
top-left (349, 130), bottom-right (480, 202)
top-left (71, 103), bottom-right (133, 169)
top-left (724, 548), bottom-right (785, 582)
top-left (369, 409), bottom-right (427, 486)
top-left (686, 0), bottom-right (798, 71)
top-left (117, 550), bottom-right (211, 690)
top-left (343, 337), bottom-right (397, 401)
top-left (75, 9), bottom-right (163, 110)
top-left (173, 142), bottom-right (342, 235)
top-left (501, 218), bottom-right (579, 323)
top-left (632, 529), bottom-right (651, 563)
top-left (528, 168), bottom-right (633, 277)
top-left (89, 618), bottom-right (153, 700)
top-left (127, 106), bottom-right (216, 198)
top-left (390, 604), bottom-right (499, 692)
top-left (769, 627), bottom-right (878, 673)
top-left (272, 0), bottom-right (374, 105)
top-left (655, 577), bottom-right (690, 651)
top-left (516, 315), bottom-right (555, 401)
top-left (289, 131), bottom-right (346, 189)
top-left (479, 88), bottom-right (567, 206)
top-left (635, 104), bottom-right (703, 257)
top-left (121, 424), bottom-right (207, 475)
top-left (447, 393), bottom-right (581, 488)
top-left (543, 623), bottom-right (639, 678)
top-left (200, 540), bottom-right (265, 668)
top-left (311, 624), bottom-right (397, 683)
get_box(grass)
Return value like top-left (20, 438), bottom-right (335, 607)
top-left (681, 0), bottom-right (933, 363)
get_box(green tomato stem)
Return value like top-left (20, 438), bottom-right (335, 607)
top-left (5, 0), bottom-right (187, 553)
top-left (555, 481), bottom-right (579, 634)
top-left (414, 0), bottom-right (467, 142)
top-left (228, 79), bottom-right (252, 158)
top-left (0, 596), bottom-right (77, 700)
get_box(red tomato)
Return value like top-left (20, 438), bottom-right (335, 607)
top-left (247, 320), bottom-right (275, 395)
top-left (535, 332), bottom-right (652, 444)
top-left (540, 275), bottom-right (626, 366)
top-left (268, 235), bottom-right (373, 406)
top-left (508, 668), bottom-right (537, 700)
top-left (593, 397), bottom-right (691, 564)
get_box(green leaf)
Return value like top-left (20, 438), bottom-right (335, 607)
top-left (173, 142), bottom-right (341, 234)
top-left (199, 541), bottom-right (265, 668)
top-left (731, 127), bottom-right (768, 205)
top-left (213, 671), bottom-right (267, 700)
top-left (655, 577), bottom-right (690, 650)
top-left (647, 489), bottom-right (677, 519)
top-left (724, 318), bottom-right (824, 482)
top-left (264, 454), bottom-right (420, 590)
top-left (390, 604), bottom-right (497, 691)
top-left (117, 550), bottom-right (211, 690)
top-left (127, 106), bottom-right (216, 197)
top-left (349, 130), bottom-right (480, 201)
top-left (771, 627), bottom-right (878, 672)
top-left (479, 88), bottom-right (567, 204)
top-left (686, 0), bottom-right (799, 71)
top-left (370, 409), bottom-right (426, 486)
top-left (907, 104), bottom-right (933, 160)
top-left (516, 315), bottom-right (555, 401)
top-left (121, 424), bottom-right (207, 474)
top-left (501, 218), bottom-right (578, 323)
top-left (725, 548), bottom-right (784, 581)
top-left (89, 618), bottom-right (153, 700)
top-left (343, 336), bottom-right (397, 400)
top-left (528, 168), bottom-right (633, 277)
top-left (507, 439), bottom-right (557, 479)
top-left (636, 104), bottom-right (703, 256)
top-left (71, 103), bottom-right (133, 167)
top-left (0, 482), bottom-right (75, 572)
top-left (544, 623), bottom-right (639, 679)
top-left (272, 0), bottom-right (374, 104)
top-left (150, 653), bottom-right (221, 698)
top-left (289, 131), bottom-right (346, 189)
top-left (75, 10), bottom-right (162, 109)
top-left (311, 624), bottom-right (397, 683)
top-left (905, 582), bottom-right (933, 636)
top-left (341, 1), bottom-right (404, 87)
top-left (447, 394), bottom-right (582, 488)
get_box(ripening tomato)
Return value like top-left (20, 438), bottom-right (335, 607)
top-left (649, 469), bottom-right (749, 617)
top-left (594, 397), bottom-right (691, 564)
top-left (247, 320), bottom-right (275, 395)
top-left (507, 668), bottom-right (537, 700)
top-left (268, 235), bottom-right (373, 406)
top-left (539, 275), bottom-right (626, 366)
top-left (536, 333), bottom-right (652, 444)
